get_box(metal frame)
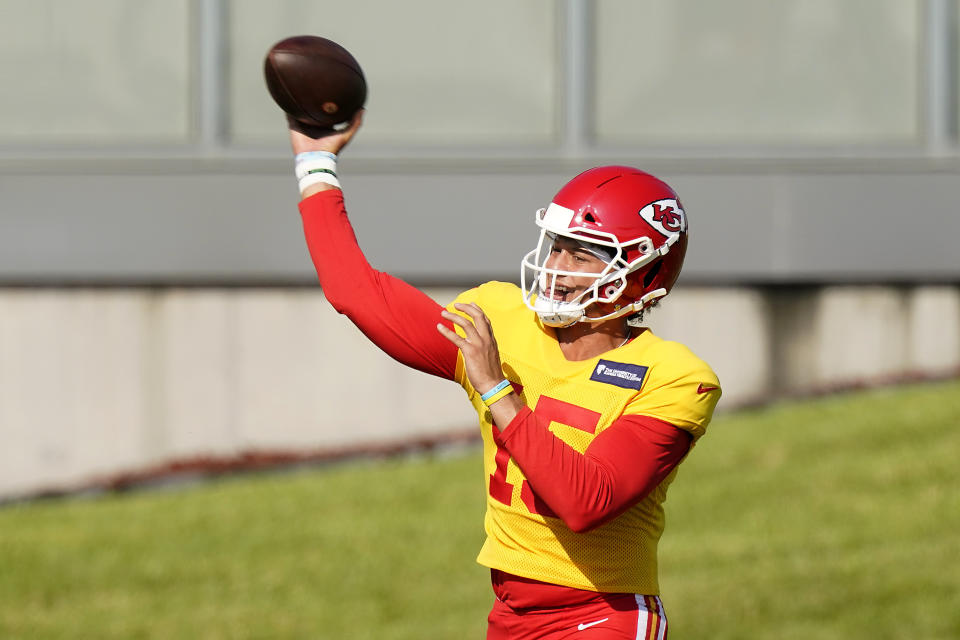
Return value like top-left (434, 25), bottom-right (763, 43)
top-left (0, 0), bottom-right (957, 166)
top-left (926, 0), bottom-right (958, 154)
top-left (196, 0), bottom-right (229, 152)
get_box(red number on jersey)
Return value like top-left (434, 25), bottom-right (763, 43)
top-left (488, 394), bottom-right (601, 516)
top-left (532, 395), bottom-right (602, 434)
top-left (488, 422), bottom-right (515, 506)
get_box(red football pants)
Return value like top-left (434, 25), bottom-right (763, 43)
top-left (486, 592), bottom-right (667, 640)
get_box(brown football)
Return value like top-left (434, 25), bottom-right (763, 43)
top-left (263, 35), bottom-right (366, 130)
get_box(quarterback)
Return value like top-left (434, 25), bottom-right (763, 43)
top-left (290, 112), bottom-right (720, 639)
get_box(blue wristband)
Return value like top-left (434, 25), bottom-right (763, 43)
top-left (480, 379), bottom-right (511, 403)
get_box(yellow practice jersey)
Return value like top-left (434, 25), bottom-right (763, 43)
top-left (448, 282), bottom-right (721, 595)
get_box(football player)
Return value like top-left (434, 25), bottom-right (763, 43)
top-left (290, 111), bottom-right (720, 639)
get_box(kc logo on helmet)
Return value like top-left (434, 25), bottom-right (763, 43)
top-left (639, 199), bottom-right (685, 237)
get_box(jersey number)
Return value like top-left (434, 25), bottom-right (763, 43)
top-left (489, 395), bottom-right (601, 516)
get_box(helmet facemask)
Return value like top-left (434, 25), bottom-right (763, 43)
top-left (521, 207), bottom-right (661, 328)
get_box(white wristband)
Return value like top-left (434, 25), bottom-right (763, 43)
top-left (295, 151), bottom-right (340, 193)
top-left (299, 170), bottom-right (341, 192)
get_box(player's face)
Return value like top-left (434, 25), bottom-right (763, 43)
top-left (542, 236), bottom-right (608, 302)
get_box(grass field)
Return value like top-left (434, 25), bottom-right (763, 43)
top-left (1, 380), bottom-right (958, 639)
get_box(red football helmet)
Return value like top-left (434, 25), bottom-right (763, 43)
top-left (521, 166), bottom-right (688, 327)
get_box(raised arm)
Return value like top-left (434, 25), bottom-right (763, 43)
top-left (291, 113), bottom-right (459, 380)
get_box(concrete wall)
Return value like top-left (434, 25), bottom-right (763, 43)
top-left (2, 284), bottom-right (958, 500)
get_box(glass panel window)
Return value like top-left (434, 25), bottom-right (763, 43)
top-left (228, 0), bottom-right (558, 146)
top-left (0, 0), bottom-right (192, 144)
top-left (595, 0), bottom-right (921, 145)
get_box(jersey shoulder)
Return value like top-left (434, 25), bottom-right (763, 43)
top-left (641, 332), bottom-right (719, 387)
top-left (627, 330), bottom-right (721, 441)
top-left (451, 281), bottom-right (524, 314)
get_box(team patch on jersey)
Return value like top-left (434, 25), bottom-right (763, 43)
top-left (590, 360), bottom-right (648, 390)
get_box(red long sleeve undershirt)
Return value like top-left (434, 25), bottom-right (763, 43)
top-left (499, 407), bottom-right (690, 533)
top-left (300, 190), bottom-right (459, 380)
top-left (300, 190), bottom-right (690, 533)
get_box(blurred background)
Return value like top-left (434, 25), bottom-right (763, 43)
top-left (1, 0), bottom-right (958, 499)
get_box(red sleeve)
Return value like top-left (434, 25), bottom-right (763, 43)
top-left (498, 407), bottom-right (691, 533)
top-left (299, 190), bottom-right (459, 380)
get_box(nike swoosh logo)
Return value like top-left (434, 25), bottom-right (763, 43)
top-left (697, 383), bottom-right (718, 394)
top-left (577, 617), bottom-right (609, 631)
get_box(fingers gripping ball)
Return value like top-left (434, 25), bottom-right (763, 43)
top-left (264, 35), bottom-right (367, 132)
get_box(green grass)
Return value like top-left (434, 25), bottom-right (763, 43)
top-left (660, 380), bottom-right (960, 640)
top-left (1, 380), bottom-right (958, 639)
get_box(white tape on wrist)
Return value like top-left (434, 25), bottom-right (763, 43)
top-left (295, 151), bottom-right (340, 193)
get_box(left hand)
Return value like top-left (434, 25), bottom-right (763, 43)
top-left (437, 302), bottom-right (506, 394)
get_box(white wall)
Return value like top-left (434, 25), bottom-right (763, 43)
top-left (2, 284), bottom-right (957, 500)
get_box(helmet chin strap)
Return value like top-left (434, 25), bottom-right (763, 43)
top-left (637, 287), bottom-right (668, 308)
top-left (534, 282), bottom-right (669, 328)
top-left (537, 288), bottom-right (667, 329)
top-left (561, 287), bottom-right (668, 326)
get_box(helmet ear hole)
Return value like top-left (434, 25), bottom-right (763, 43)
top-left (603, 284), bottom-right (619, 298)
top-left (643, 260), bottom-right (663, 288)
